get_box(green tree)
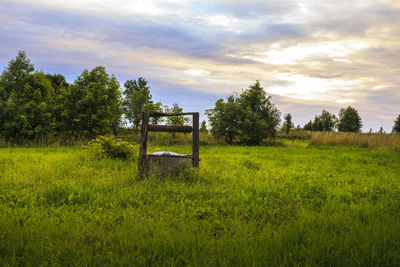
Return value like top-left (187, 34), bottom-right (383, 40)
top-left (311, 110), bottom-right (337, 131)
top-left (284, 113), bottom-right (293, 134)
top-left (164, 103), bottom-right (189, 125)
top-left (206, 96), bottom-right (241, 144)
top-left (123, 78), bottom-right (152, 128)
top-left (63, 66), bottom-right (123, 137)
top-left (303, 120), bottom-right (313, 131)
top-left (0, 52), bottom-right (56, 140)
top-left (0, 50), bottom-right (34, 102)
top-left (45, 73), bottom-right (69, 133)
top-left (11, 71), bottom-right (56, 138)
top-left (206, 81), bottom-right (280, 145)
top-left (337, 106), bottom-right (363, 132)
top-left (200, 120), bottom-right (208, 134)
top-left (393, 114), bottom-right (400, 133)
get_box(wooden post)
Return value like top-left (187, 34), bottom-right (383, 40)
top-left (192, 112), bottom-right (199, 168)
top-left (138, 111), bottom-right (150, 177)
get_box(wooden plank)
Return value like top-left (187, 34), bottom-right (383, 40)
top-left (148, 111), bottom-right (197, 117)
top-left (192, 112), bottom-right (200, 168)
top-left (138, 111), bottom-right (150, 177)
top-left (148, 124), bottom-right (193, 133)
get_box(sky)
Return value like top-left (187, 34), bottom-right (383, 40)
top-left (1, 0), bottom-right (399, 131)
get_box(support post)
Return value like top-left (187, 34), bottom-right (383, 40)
top-left (192, 112), bottom-right (199, 168)
top-left (138, 111), bottom-right (150, 177)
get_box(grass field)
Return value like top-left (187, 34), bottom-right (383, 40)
top-left (1, 145), bottom-right (400, 266)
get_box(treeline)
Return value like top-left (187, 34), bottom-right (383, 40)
top-left (1, 51), bottom-right (399, 145)
top-left (0, 51), bottom-right (186, 143)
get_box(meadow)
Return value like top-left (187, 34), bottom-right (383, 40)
top-left (1, 144), bottom-right (400, 266)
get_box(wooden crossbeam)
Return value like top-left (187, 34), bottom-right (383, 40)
top-left (147, 124), bottom-right (193, 133)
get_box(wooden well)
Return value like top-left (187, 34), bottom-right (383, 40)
top-left (138, 111), bottom-right (199, 177)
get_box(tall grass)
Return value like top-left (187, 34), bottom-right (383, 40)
top-left (1, 146), bottom-right (400, 265)
top-left (309, 131), bottom-right (400, 150)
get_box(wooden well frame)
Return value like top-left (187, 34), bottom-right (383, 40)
top-left (138, 111), bottom-right (199, 176)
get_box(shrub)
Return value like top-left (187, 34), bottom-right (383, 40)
top-left (87, 135), bottom-right (138, 160)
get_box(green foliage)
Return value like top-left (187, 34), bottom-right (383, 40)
top-left (123, 78), bottom-right (163, 127)
top-left (200, 120), bottom-right (208, 133)
top-left (0, 50), bottom-right (34, 102)
top-left (338, 106), bottom-right (363, 132)
top-left (0, 52), bottom-right (56, 141)
top-left (88, 136), bottom-right (137, 160)
top-left (63, 66), bottom-right (123, 137)
top-left (164, 103), bottom-right (189, 125)
top-left (304, 110), bottom-right (337, 132)
top-left (283, 113), bottom-right (293, 134)
top-left (303, 120), bottom-right (313, 131)
top-left (1, 146), bottom-right (400, 265)
top-left (206, 81), bottom-right (281, 145)
top-left (393, 114), bottom-right (400, 133)
top-left (206, 96), bottom-right (241, 144)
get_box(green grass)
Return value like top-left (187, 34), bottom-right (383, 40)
top-left (1, 145), bottom-right (400, 266)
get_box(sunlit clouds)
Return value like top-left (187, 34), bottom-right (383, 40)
top-left (1, 0), bottom-right (399, 130)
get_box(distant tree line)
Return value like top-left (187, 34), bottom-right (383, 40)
top-left (1, 51), bottom-right (399, 144)
top-left (0, 51), bottom-right (186, 142)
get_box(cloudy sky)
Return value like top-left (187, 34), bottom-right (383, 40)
top-left (1, 0), bottom-right (399, 131)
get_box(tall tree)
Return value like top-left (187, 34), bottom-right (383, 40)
top-left (123, 78), bottom-right (152, 128)
top-left (0, 52), bottom-right (57, 140)
top-left (284, 113), bottom-right (293, 134)
top-left (63, 66), bottom-right (123, 137)
top-left (206, 81), bottom-right (280, 145)
top-left (0, 51), bottom-right (34, 102)
top-left (337, 106), bottom-right (362, 132)
top-left (393, 114), bottom-right (400, 133)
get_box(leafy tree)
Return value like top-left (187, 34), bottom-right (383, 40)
top-left (393, 114), bottom-right (400, 133)
top-left (0, 99), bottom-right (29, 141)
top-left (164, 103), bottom-right (189, 125)
top-left (206, 96), bottom-right (241, 144)
top-left (45, 73), bottom-right (69, 94)
top-left (206, 81), bottom-right (280, 145)
top-left (303, 120), bottom-right (313, 131)
top-left (284, 113), bottom-right (293, 134)
top-left (337, 106), bottom-right (362, 132)
top-left (200, 120), bottom-right (208, 134)
top-left (312, 110), bottom-right (336, 131)
top-left (63, 66), bottom-right (123, 137)
top-left (11, 71), bottom-right (56, 138)
top-left (0, 52), bottom-right (56, 140)
top-left (236, 81), bottom-right (280, 145)
top-left (0, 50), bottom-right (34, 102)
top-left (378, 127), bottom-right (385, 134)
top-left (123, 78), bottom-right (151, 128)
top-left (146, 101), bottom-right (164, 124)
top-left (45, 74), bottom-right (69, 133)
top-left (318, 110), bottom-right (337, 131)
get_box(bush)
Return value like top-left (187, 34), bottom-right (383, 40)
top-left (87, 136), bottom-right (138, 160)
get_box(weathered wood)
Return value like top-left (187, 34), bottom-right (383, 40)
top-left (192, 112), bottom-right (200, 168)
top-left (148, 124), bottom-right (193, 133)
top-left (149, 111), bottom-right (197, 117)
top-left (138, 111), bottom-right (150, 177)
